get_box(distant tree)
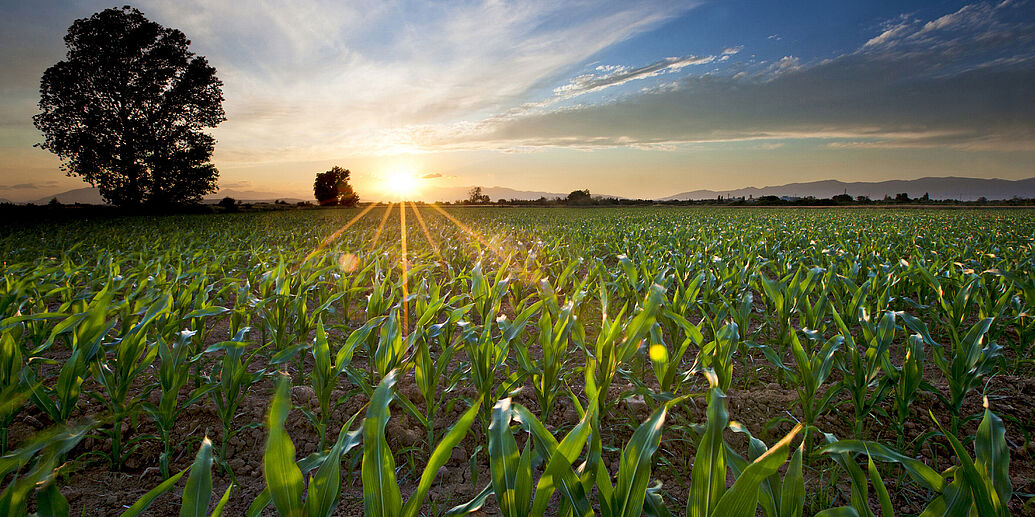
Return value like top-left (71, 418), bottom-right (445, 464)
top-left (48, 197), bottom-right (62, 207)
top-left (34, 7), bottom-right (225, 207)
top-left (313, 166), bottom-right (360, 206)
top-left (218, 196), bottom-right (237, 211)
top-left (856, 195), bottom-right (871, 204)
top-left (895, 192), bottom-right (911, 203)
top-left (921, 192), bottom-right (930, 202)
top-left (567, 189), bottom-right (592, 205)
top-left (467, 186), bottom-right (490, 204)
top-left (832, 193), bottom-right (853, 203)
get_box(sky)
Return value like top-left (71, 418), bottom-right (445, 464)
top-left (1, 0), bottom-right (1033, 202)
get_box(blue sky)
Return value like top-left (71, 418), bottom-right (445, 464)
top-left (1, 0), bottom-right (1032, 201)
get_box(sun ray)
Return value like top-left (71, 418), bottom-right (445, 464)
top-left (300, 202), bottom-right (378, 265)
top-left (427, 203), bottom-right (517, 273)
top-left (399, 201), bottom-right (409, 337)
top-left (368, 202), bottom-right (395, 254)
top-left (409, 202), bottom-right (442, 261)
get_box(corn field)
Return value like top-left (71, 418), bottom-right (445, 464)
top-left (1, 206), bottom-right (1032, 516)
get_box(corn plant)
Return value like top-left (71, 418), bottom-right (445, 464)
top-left (463, 301), bottom-right (540, 434)
top-left (361, 370), bottom-right (481, 517)
top-left (90, 292), bottom-right (172, 471)
top-left (689, 321), bottom-right (740, 392)
top-left (144, 329), bottom-right (217, 478)
top-left (29, 285), bottom-right (115, 426)
top-left (258, 373), bottom-right (363, 517)
top-left (764, 329), bottom-right (841, 456)
top-left (206, 327), bottom-right (266, 474)
top-left (819, 398), bottom-right (1011, 517)
top-left (649, 310), bottom-right (704, 395)
top-left (759, 266), bottom-right (823, 384)
top-left (830, 306), bottom-right (895, 439)
top-left (514, 295), bottom-right (577, 421)
top-left (0, 331), bottom-right (24, 455)
top-left (414, 302), bottom-right (471, 449)
top-left (446, 395), bottom-right (597, 517)
top-left (0, 420), bottom-right (92, 516)
top-left (587, 282), bottom-right (666, 414)
top-left (304, 318), bottom-right (376, 449)
top-left (682, 384), bottom-right (804, 517)
top-left (885, 333), bottom-right (926, 448)
top-left (724, 422), bottom-right (806, 517)
top-left (120, 437), bottom-right (233, 517)
top-left (901, 314), bottom-right (1001, 434)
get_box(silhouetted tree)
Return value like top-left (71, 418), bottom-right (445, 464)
top-left (895, 192), bottom-right (911, 203)
top-left (34, 7), bottom-right (225, 207)
top-left (314, 166), bottom-right (359, 206)
top-left (467, 186), bottom-right (490, 204)
top-left (567, 189), bottom-right (592, 205)
top-left (218, 196), bottom-right (237, 211)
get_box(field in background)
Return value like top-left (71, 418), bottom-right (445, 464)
top-left (1, 206), bottom-right (1032, 515)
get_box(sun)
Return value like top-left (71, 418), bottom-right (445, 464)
top-left (382, 170), bottom-right (421, 199)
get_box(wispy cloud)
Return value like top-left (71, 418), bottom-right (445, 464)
top-left (0, 181), bottom-right (60, 190)
top-left (552, 55), bottom-right (716, 99)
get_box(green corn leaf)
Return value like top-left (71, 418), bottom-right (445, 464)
top-left (613, 398), bottom-right (680, 517)
top-left (180, 437), bottom-right (215, 517)
top-left (119, 467), bottom-right (189, 517)
top-left (401, 399), bottom-right (481, 517)
top-left (866, 453), bottom-right (893, 517)
top-left (264, 374), bottom-right (305, 517)
top-left (209, 484), bottom-right (233, 517)
top-left (443, 483), bottom-right (494, 517)
top-left (362, 370), bottom-right (402, 517)
top-left (974, 400), bottom-right (1011, 510)
top-left (488, 398), bottom-right (523, 517)
top-left (779, 440), bottom-right (805, 517)
top-left (35, 479), bottom-right (70, 517)
top-left (710, 424), bottom-right (802, 517)
top-left (304, 410), bottom-right (362, 517)
top-left (818, 440), bottom-right (944, 492)
top-left (526, 402), bottom-right (594, 517)
top-left (687, 388), bottom-right (728, 517)
top-left (930, 411), bottom-right (1002, 517)
top-left (918, 470), bottom-right (972, 517)
top-left (815, 508), bottom-right (861, 517)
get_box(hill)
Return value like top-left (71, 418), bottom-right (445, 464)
top-left (662, 177), bottom-right (1035, 201)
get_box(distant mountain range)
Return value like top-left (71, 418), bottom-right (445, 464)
top-left (661, 176), bottom-right (1035, 202)
top-left (13, 176), bottom-right (1035, 205)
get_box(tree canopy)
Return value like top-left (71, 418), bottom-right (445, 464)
top-left (467, 186), bottom-right (490, 204)
top-left (567, 189), bottom-right (592, 204)
top-left (34, 7), bottom-right (225, 207)
top-left (313, 166), bottom-right (360, 206)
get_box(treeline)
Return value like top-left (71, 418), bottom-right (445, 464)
top-left (660, 192), bottom-right (1035, 206)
